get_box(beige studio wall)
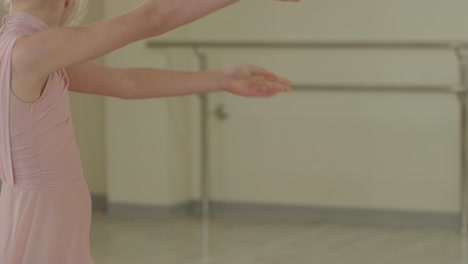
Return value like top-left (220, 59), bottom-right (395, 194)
top-left (185, 0), bottom-right (465, 216)
top-left (70, 0), bottom-right (107, 196)
top-left (102, 1), bottom-right (195, 209)
top-left (100, 0), bottom-right (468, 218)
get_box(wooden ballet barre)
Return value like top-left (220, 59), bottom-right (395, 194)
top-left (147, 40), bottom-right (468, 50)
top-left (291, 83), bottom-right (464, 93)
top-left (147, 39), bottom-right (468, 235)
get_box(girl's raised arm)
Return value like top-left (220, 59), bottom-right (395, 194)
top-left (13, 0), bottom-right (299, 78)
top-left (13, 0), bottom-right (240, 77)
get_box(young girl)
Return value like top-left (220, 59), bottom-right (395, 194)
top-left (0, 0), bottom-right (299, 263)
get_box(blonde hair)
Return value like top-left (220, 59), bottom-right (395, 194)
top-left (2, 0), bottom-right (88, 26)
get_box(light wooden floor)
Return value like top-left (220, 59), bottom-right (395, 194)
top-left (90, 212), bottom-right (468, 264)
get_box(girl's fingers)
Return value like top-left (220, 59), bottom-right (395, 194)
top-left (278, 77), bottom-right (292, 86)
top-left (247, 65), bottom-right (292, 87)
top-left (236, 69), bottom-right (292, 96)
top-left (269, 80), bottom-right (290, 92)
top-left (250, 65), bottom-right (278, 79)
top-left (250, 66), bottom-right (292, 86)
top-left (254, 81), bottom-right (289, 93)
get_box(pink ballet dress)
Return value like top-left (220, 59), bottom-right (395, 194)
top-left (0, 13), bottom-right (94, 264)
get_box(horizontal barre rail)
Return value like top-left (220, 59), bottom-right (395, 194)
top-left (147, 40), bottom-right (468, 50)
top-left (292, 84), bottom-right (465, 93)
top-left (148, 40), bottom-right (468, 93)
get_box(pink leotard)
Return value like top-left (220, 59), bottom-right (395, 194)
top-left (0, 12), bottom-right (94, 264)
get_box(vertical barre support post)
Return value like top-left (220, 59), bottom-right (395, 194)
top-left (456, 48), bottom-right (468, 235)
top-left (194, 47), bottom-right (211, 219)
top-left (459, 92), bottom-right (467, 235)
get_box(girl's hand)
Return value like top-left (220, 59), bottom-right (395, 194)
top-left (223, 65), bottom-right (292, 97)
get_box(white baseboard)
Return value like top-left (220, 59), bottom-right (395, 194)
top-left (94, 196), bottom-right (458, 229)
